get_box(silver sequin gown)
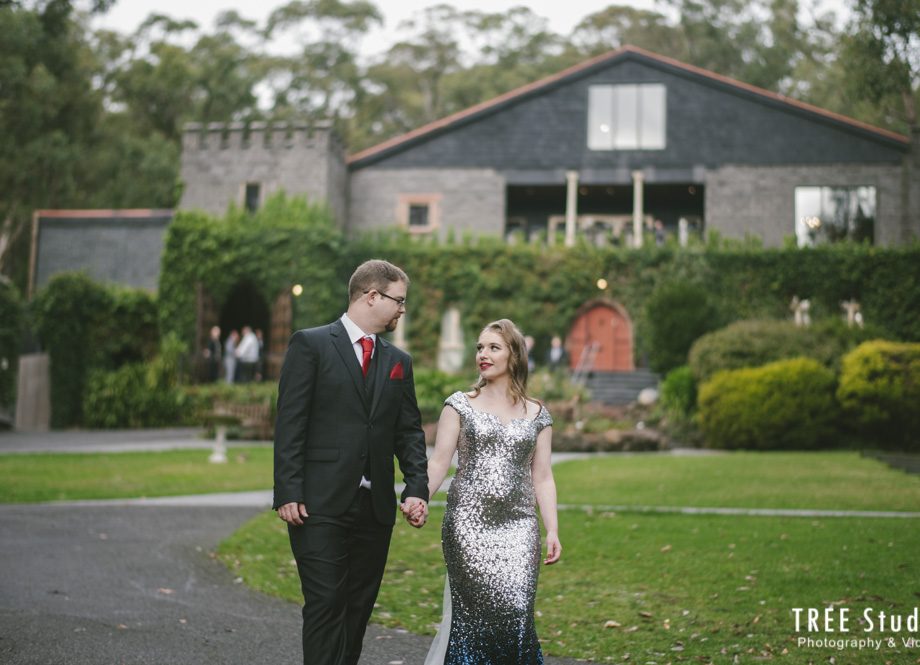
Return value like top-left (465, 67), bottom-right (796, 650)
top-left (426, 391), bottom-right (553, 665)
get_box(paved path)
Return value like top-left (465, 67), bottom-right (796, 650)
top-left (0, 503), bottom-right (586, 665)
top-left (0, 428), bottom-right (269, 454)
top-left (0, 430), bottom-right (590, 664)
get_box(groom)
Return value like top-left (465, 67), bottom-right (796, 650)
top-left (273, 259), bottom-right (430, 665)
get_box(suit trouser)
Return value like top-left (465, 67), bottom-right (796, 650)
top-left (288, 488), bottom-right (393, 665)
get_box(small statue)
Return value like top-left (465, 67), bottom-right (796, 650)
top-left (790, 296), bottom-right (811, 327)
top-left (841, 299), bottom-right (863, 329)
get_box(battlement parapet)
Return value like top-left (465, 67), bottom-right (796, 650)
top-left (182, 120), bottom-right (336, 151)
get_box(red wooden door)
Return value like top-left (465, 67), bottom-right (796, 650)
top-left (567, 303), bottom-right (634, 371)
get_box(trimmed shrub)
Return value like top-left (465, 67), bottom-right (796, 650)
top-left (660, 365), bottom-right (697, 416)
top-left (698, 357), bottom-right (839, 450)
top-left (31, 273), bottom-right (160, 427)
top-left (32, 273), bottom-right (113, 427)
top-left (83, 334), bottom-right (187, 429)
top-left (413, 368), bottom-right (472, 423)
top-left (644, 281), bottom-right (723, 373)
top-left (0, 277), bottom-right (24, 409)
top-left (689, 318), bottom-right (885, 383)
top-left (837, 341), bottom-right (920, 451)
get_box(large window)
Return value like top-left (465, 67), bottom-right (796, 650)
top-left (794, 186), bottom-right (876, 247)
top-left (588, 84), bottom-right (666, 150)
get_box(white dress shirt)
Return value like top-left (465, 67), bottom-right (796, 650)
top-left (340, 313), bottom-right (376, 367)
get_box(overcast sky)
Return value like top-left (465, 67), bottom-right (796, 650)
top-left (92, 0), bottom-right (851, 59)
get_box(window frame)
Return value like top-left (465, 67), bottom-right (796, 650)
top-left (397, 193), bottom-right (442, 235)
top-left (587, 83), bottom-right (667, 151)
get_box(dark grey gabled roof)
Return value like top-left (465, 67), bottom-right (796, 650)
top-left (348, 44), bottom-right (908, 169)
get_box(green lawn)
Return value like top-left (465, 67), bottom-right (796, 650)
top-left (0, 447), bottom-right (272, 502)
top-left (218, 453), bottom-right (920, 664)
top-left (552, 451), bottom-right (920, 512)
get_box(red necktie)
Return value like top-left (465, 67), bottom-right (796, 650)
top-left (360, 336), bottom-right (374, 377)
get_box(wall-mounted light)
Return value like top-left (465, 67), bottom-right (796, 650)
top-left (597, 278), bottom-right (608, 290)
top-left (292, 284), bottom-right (304, 296)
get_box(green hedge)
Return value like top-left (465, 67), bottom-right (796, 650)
top-left (83, 334), bottom-right (187, 428)
top-left (32, 273), bottom-right (160, 427)
top-left (0, 277), bottom-right (24, 408)
top-left (644, 281), bottom-right (723, 373)
top-left (159, 196), bottom-right (920, 373)
top-left (689, 318), bottom-right (885, 383)
top-left (698, 357), bottom-right (839, 450)
top-left (837, 341), bottom-right (920, 451)
top-left (660, 365), bottom-right (696, 417)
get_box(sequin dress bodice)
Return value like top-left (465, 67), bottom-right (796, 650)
top-left (436, 391), bottom-right (553, 665)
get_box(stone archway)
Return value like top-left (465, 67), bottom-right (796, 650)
top-left (195, 282), bottom-right (292, 382)
top-left (567, 299), bottom-right (635, 372)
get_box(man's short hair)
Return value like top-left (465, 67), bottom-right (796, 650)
top-left (348, 260), bottom-right (410, 303)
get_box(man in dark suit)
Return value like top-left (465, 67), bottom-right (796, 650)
top-left (273, 259), bottom-right (430, 665)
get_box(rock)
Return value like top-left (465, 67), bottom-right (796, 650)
top-left (637, 387), bottom-right (659, 405)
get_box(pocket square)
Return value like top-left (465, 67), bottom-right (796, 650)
top-left (389, 362), bottom-right (405, 380)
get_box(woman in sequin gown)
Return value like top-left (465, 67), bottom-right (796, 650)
top-left (410, 319), bottom-right (561, 665)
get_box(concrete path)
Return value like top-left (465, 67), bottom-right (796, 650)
top-left (0, 430), bottom-right (590, 664)
top-left (0, 503), bottom-right (586, 665)
top-left (0, 427), bottom-right (270, 454)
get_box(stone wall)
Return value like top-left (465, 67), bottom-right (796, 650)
top-left (704, 163), bottom-right (908, 246)
top-left (347, 168), bottom-right (506, 238)
top-left (179, 121), bottom-right (347, 223)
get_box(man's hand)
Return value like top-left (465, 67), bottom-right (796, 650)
top-left (400, 497), bottom-right (428, 528)
top-left (277, 502), bottom-right (308, 525)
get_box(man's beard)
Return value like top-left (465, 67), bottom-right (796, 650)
top-left (384, 317), bottom-right (399, 333)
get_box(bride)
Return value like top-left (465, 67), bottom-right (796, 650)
top-left (405, 318), bottom-right (561, 664)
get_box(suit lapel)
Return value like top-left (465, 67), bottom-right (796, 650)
top-left (329, 320), bottom-right (370, 411)
top-left (368, 337), bottom-right (391, 420)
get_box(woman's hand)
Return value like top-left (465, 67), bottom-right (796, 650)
top-left (544, 533), bottom-right (561, 565)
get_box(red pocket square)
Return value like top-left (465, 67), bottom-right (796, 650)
top-left (389, 362), bottom-right (405, 380)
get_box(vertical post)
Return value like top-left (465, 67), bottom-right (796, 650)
top-left (678, 217), bottom-right (689, 247)
top-left (565, 170), bottom-right (579, 247)
top-left (632, 170), bottom-right (644, 248)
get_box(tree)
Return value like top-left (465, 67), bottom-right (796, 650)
top-left (842, 0), bottom-right (919, 131)
top-left (0, 1), bottom-right (105, 287)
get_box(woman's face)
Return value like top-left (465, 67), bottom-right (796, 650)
top-left (476, 330), bottom-right (510, 381)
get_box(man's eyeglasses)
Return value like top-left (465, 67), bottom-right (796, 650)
top-left (365, 290), bottom-right (407, 308)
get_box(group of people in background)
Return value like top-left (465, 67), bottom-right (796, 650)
top-left (203, 324), bottom-right (264, 383)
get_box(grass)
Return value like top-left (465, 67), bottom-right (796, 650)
top-left (551, 451), bottom-right (920, 512)
top-left (217, 454), bottom-right (920, 664)
top-left (0, 447), bottom-right (272, 502)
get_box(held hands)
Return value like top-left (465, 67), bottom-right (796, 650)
top-left (400, 497), bottom-right (428, 528)
top-left (277, 502), bottom-right (308, 525)
top-left (544, 533), bottom-right (562, 565)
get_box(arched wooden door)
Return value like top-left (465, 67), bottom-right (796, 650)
top-left (567, 301), bottom-right (634, 371)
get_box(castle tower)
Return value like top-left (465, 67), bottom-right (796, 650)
top-left (179, 121), bottom-right (347, 224)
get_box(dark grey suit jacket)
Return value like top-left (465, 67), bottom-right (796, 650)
top-left (272, 319), bottom-right (429, 525)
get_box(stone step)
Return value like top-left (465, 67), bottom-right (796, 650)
top-left (583, 370), bottom-right (660, 405)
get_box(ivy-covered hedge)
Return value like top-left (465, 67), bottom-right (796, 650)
top-left (837, 341), bottom-right (920, 451)
top-left (698, 357), bottom-right (840, 450)
top-left (0, 277), bottom-right (24, 409)
top-left (31, 273), bottom-right (159, 427)
top-left (158, 197), bottom-right (920, 373)
top-left (159, 194), bottom-right (346, 344)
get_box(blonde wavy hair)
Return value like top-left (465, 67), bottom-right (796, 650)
top-left (471, 319), bottom-right (530, 405)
